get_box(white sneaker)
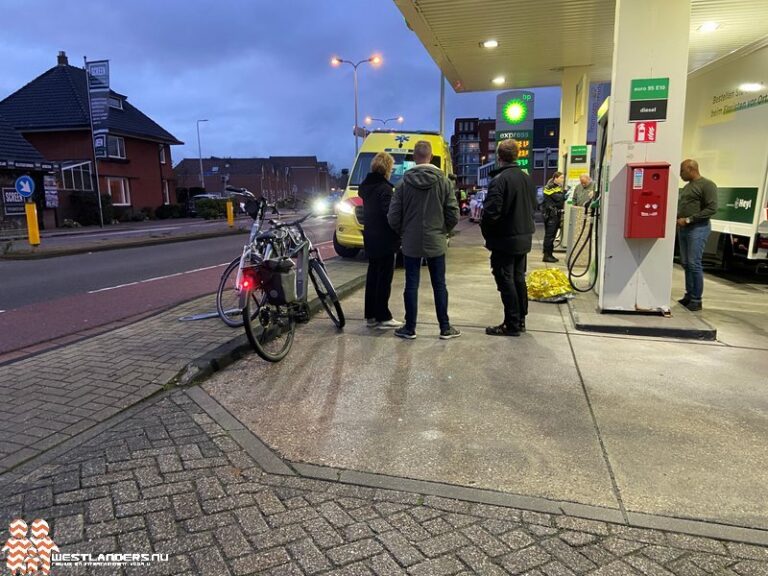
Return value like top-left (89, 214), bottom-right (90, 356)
top-left (366, 318), bottom-right (379, 328)
top-left (377, 318), bottom-right (404, 329)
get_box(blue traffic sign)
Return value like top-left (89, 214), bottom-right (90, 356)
top-left (15, 175), bottom-right (35, 198)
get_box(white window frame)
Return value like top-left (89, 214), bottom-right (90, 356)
top-left (61, 161), bottom-right (94, 191)
top-left (108, 177), bottom-right (131, 206)
top-left (534, 151), bottom-right (546, 169)
top-left (108, 135), bottom-right (126, 159)
top-left (162, 180), bottom-right (170, 205)
top-left (159, 146), bottom-right (166, 164)
top-left (108, 96), bottom-right (123, 110)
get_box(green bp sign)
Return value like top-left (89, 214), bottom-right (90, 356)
top-left (497, 91), bottom-right (534, 132)
top-left (502, 98), bottom-right (529, 125)
top-left (496, 91), bottom-right (535, 172)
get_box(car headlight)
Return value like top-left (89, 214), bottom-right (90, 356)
top-left (312, 198), bottom-right (328, 214)
top-left (337, 200), bottom-right (355, 215)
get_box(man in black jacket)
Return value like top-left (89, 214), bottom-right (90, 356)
top-left (480, 139), bottom-right (537, 336)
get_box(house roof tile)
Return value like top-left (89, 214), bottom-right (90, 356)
top-left (0, 64), bottom-right (182, 145)
top-left (0, 115), bottom-right (46, 164)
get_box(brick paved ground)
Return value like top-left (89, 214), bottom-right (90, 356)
top-left (1, 390), bottom-right (766, 576)
top-left (0, 259), bottom-right (365, 474)
top-left (0, 298), bottom-right (236, 472)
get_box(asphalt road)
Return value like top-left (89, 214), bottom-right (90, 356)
top-left (0, 217), bottom-right (337, 309)
top-left (0, 217), bottom-right (338, 358)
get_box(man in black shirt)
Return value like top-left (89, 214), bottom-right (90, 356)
top-left (677, 159), bottom-right (718, 312)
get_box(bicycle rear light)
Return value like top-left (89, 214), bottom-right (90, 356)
top-left (238, 268), bottom-right (259, 291)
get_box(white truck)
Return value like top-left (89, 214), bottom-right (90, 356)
top-left (682, 40), bottom-right (768, 272)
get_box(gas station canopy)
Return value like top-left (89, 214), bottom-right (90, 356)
top-left (394, 0), bottom-right (768, 91)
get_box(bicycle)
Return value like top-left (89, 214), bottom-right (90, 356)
top-left (238, 211), bottom-right (345, 362)
top-left (215, 187), bottom-right (274, 327)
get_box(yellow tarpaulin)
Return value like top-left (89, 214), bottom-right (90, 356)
top-left (527, 268), bottom-right (573, 301)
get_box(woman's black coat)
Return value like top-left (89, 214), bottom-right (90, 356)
top-left (358, 172), bottom-right (399, 258)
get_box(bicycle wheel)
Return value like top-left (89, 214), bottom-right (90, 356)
top-left (216, 257), bottom-right (245, 327)
top-left (309, 259), bottom-right (345, 329)
top-left (243, 291), bottom-right (295, 362)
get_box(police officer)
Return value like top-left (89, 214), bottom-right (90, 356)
top-left (541, 171), bottom-right (565, 262)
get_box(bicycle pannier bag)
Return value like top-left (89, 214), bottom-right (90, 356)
top-left (261, 258), bottom-right (297, 304)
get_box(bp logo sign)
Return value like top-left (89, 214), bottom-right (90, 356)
top-left (502, 99), bottom-right (528, 125)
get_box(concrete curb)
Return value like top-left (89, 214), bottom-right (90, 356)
top-left (567, 298), bottom-right (718, 341)
top-left (0, 228), bottom-right (248, 260)
top-left (174, 271), bottom-right (368, 387)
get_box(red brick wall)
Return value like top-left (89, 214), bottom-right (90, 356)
top-left (23, 131), bottom-right (176, 212)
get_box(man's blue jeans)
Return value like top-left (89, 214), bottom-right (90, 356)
top-left (678, 220), bottom-right (711, 302)
top-left (403, 255), bottom-right (450, 332)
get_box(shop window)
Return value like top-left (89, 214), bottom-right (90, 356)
top-left (61, 162), bottom-right (93, 191)
top-left (547, 157), bottom-right (559, 169)
top-left (534, 151), bottom-right (546, 169)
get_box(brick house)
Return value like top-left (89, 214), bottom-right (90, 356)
top-left (174, 156), bottom-right (330, 202)
top-left (0, 51), bottom-right (182, 225)
top-left (0, 116), bottom-right (58, 231)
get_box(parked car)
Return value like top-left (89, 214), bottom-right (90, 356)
top-left (469, 190), bottom-right (487, 222)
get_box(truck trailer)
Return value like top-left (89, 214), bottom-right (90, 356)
top-left (682, 40), bottom-right (768, 272)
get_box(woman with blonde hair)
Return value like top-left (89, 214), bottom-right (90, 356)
top-left (359, 152), bottom-right (402, 329)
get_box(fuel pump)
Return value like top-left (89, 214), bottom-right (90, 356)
top-left (566, 99), bottom-right (609, 292)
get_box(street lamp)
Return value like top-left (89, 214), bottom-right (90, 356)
top-left (331, 54), bottom-right (382, 155)
top-left (365, 115), bottom-right (404, 127)
top-left (196, 119), bottom-right (208, 190)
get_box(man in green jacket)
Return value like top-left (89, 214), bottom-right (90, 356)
top-left (677, 159), bottom-right (718, 312)
top-left (388, 140), bottom-right (460, 340)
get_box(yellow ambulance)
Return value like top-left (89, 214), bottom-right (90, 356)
top-left (334, 130), bottom-right (454, 257)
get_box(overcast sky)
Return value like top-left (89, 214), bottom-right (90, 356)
top-left (0, 0), bottom-right (561, 170)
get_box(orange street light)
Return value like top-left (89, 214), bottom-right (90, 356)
top-left (366, 116), bottom-right (404, 127)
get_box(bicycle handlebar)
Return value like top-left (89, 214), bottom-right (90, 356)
top-left (225, 185), bottom-right (255, 198)
top-left (269, 211), bottom-right (313, 229)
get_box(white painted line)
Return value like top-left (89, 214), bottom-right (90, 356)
top-left (86, 262), bottom-right (230, 294)
top-left (139, 272), bottom-right (184, 283)
top-left (184, 263), bottom-right (229, 274)
top-left (88, 281), bottom-right (140, 294)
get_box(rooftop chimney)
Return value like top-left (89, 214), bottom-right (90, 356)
top-left (57, 51), bottom-right (68, 66)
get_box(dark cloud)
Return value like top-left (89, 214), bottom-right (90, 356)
top-left (0, 0), bottom-right (561, 170)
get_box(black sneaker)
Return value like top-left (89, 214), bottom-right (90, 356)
top-left (485, 324), bottom-right (520, 337)
top-left (394, 327), bottom-right (417, 340)
top-left (518, 320), bottom-right (526, 333)
top-left (543, 254), bottom-right (559, 263)
top-left (439, 326), bottom-right (462, 340)
top-left (677, 296), bottom-right (691, 306)
top-left (685, 301), bottom-right (702, 312)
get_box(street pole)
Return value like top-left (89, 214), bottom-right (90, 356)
top-left (440, 73), bottom-right (445, 135)
top-left (196, 119), bottom-right (208, 190)
top-left (353, 66), bottom-right (359, 155)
